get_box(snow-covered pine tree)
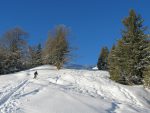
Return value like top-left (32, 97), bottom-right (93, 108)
top-left (28, 46), bottom-right (36, 67)
top-left (0, 44), bottom-right (7, 74)
top-left (108, 45), bottom-right (120, 82)
top-left (144, 39), bottom-right (150, 88)
top-left (109, 9), bottom-right (150, 85)
top-left (144, 66), bottom-right (150, 88)
top-left (35, 43), bottom-right (43, 66)
top-left (2, 27), bottom-right (28, 73)
top-left (28, 44), bottom-right (43, 68)
top-left (97, 47), bottom-right (109, 70)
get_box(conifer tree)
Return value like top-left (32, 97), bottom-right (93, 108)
top-left (144, 66), bottom-right (150, 88)
top-left (109, 9), bottom-right (150, 85)
top-left (97, 47), bottom-right (109, 70)
top-left (1, 27), bottom-right (28, 73)
top-left (0, 45), bottom-right (7, 74)
top-left (108, 45), bottom-right (120, 82)
top-left (28, 46), bottom-right (36, 67)
top-left (143, 40), bottom-right (150, 88)
top-left (35, 43), bottom-right (42, 66)
top-left (28, 44), bottom-right (43, 67)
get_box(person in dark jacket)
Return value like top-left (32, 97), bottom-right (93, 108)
top-left (34, 71), bottom-right (38, 79)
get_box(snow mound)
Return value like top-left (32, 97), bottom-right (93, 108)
top-left (0, 65), bottom-right (149, 113)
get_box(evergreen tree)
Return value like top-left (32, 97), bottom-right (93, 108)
top-left (97, 47), bottom-right (109, 70)
top-left (1, 27), bottom-right (28, 73)
top-left (28, 44), bottom-right (43, 67)
top-left (144, 40), bottom-right (150, 88)
top-left (0, 45), bottom-right (7, 74)
top-left (108, 45), bottom-right (120, 82)
top-left (28, 46), bottom-right (36, 67)
top-left (144, 66), bottom-right (150, 88)
top-left (109, 9), bottom-right (150, 85)
top-left (35, 43), bottom-right (42, 66)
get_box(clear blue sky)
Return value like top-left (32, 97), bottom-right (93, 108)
top-left (0, 0), bottom-right (149, 65)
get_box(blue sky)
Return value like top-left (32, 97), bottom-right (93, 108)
top-left (0, 0), bottom-right (149, 65)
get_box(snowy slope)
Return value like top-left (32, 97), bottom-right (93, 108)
top-left (0, 65), bottom-right (149, 113)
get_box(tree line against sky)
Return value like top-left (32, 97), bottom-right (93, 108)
top-left (97, 9), bottom-right (150, 88)
top-left (0, 9), bottom-right (149, 88)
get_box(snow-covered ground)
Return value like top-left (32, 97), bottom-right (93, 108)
top-left (0, 65), bottom-right (149, 113)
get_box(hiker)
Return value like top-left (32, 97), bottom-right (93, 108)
top-left (34, 71), bottom-right (38, 79)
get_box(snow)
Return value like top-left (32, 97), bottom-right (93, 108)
top-left (0, 65), bottom-right (149, 113)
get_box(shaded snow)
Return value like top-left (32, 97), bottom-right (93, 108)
top-left (0, 65), bottom-right (149, 113)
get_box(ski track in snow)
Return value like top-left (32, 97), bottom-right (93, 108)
top-left (0, 80), bottom-right (29, 113)
top-left (0, 66), bottom-right (149, 113)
